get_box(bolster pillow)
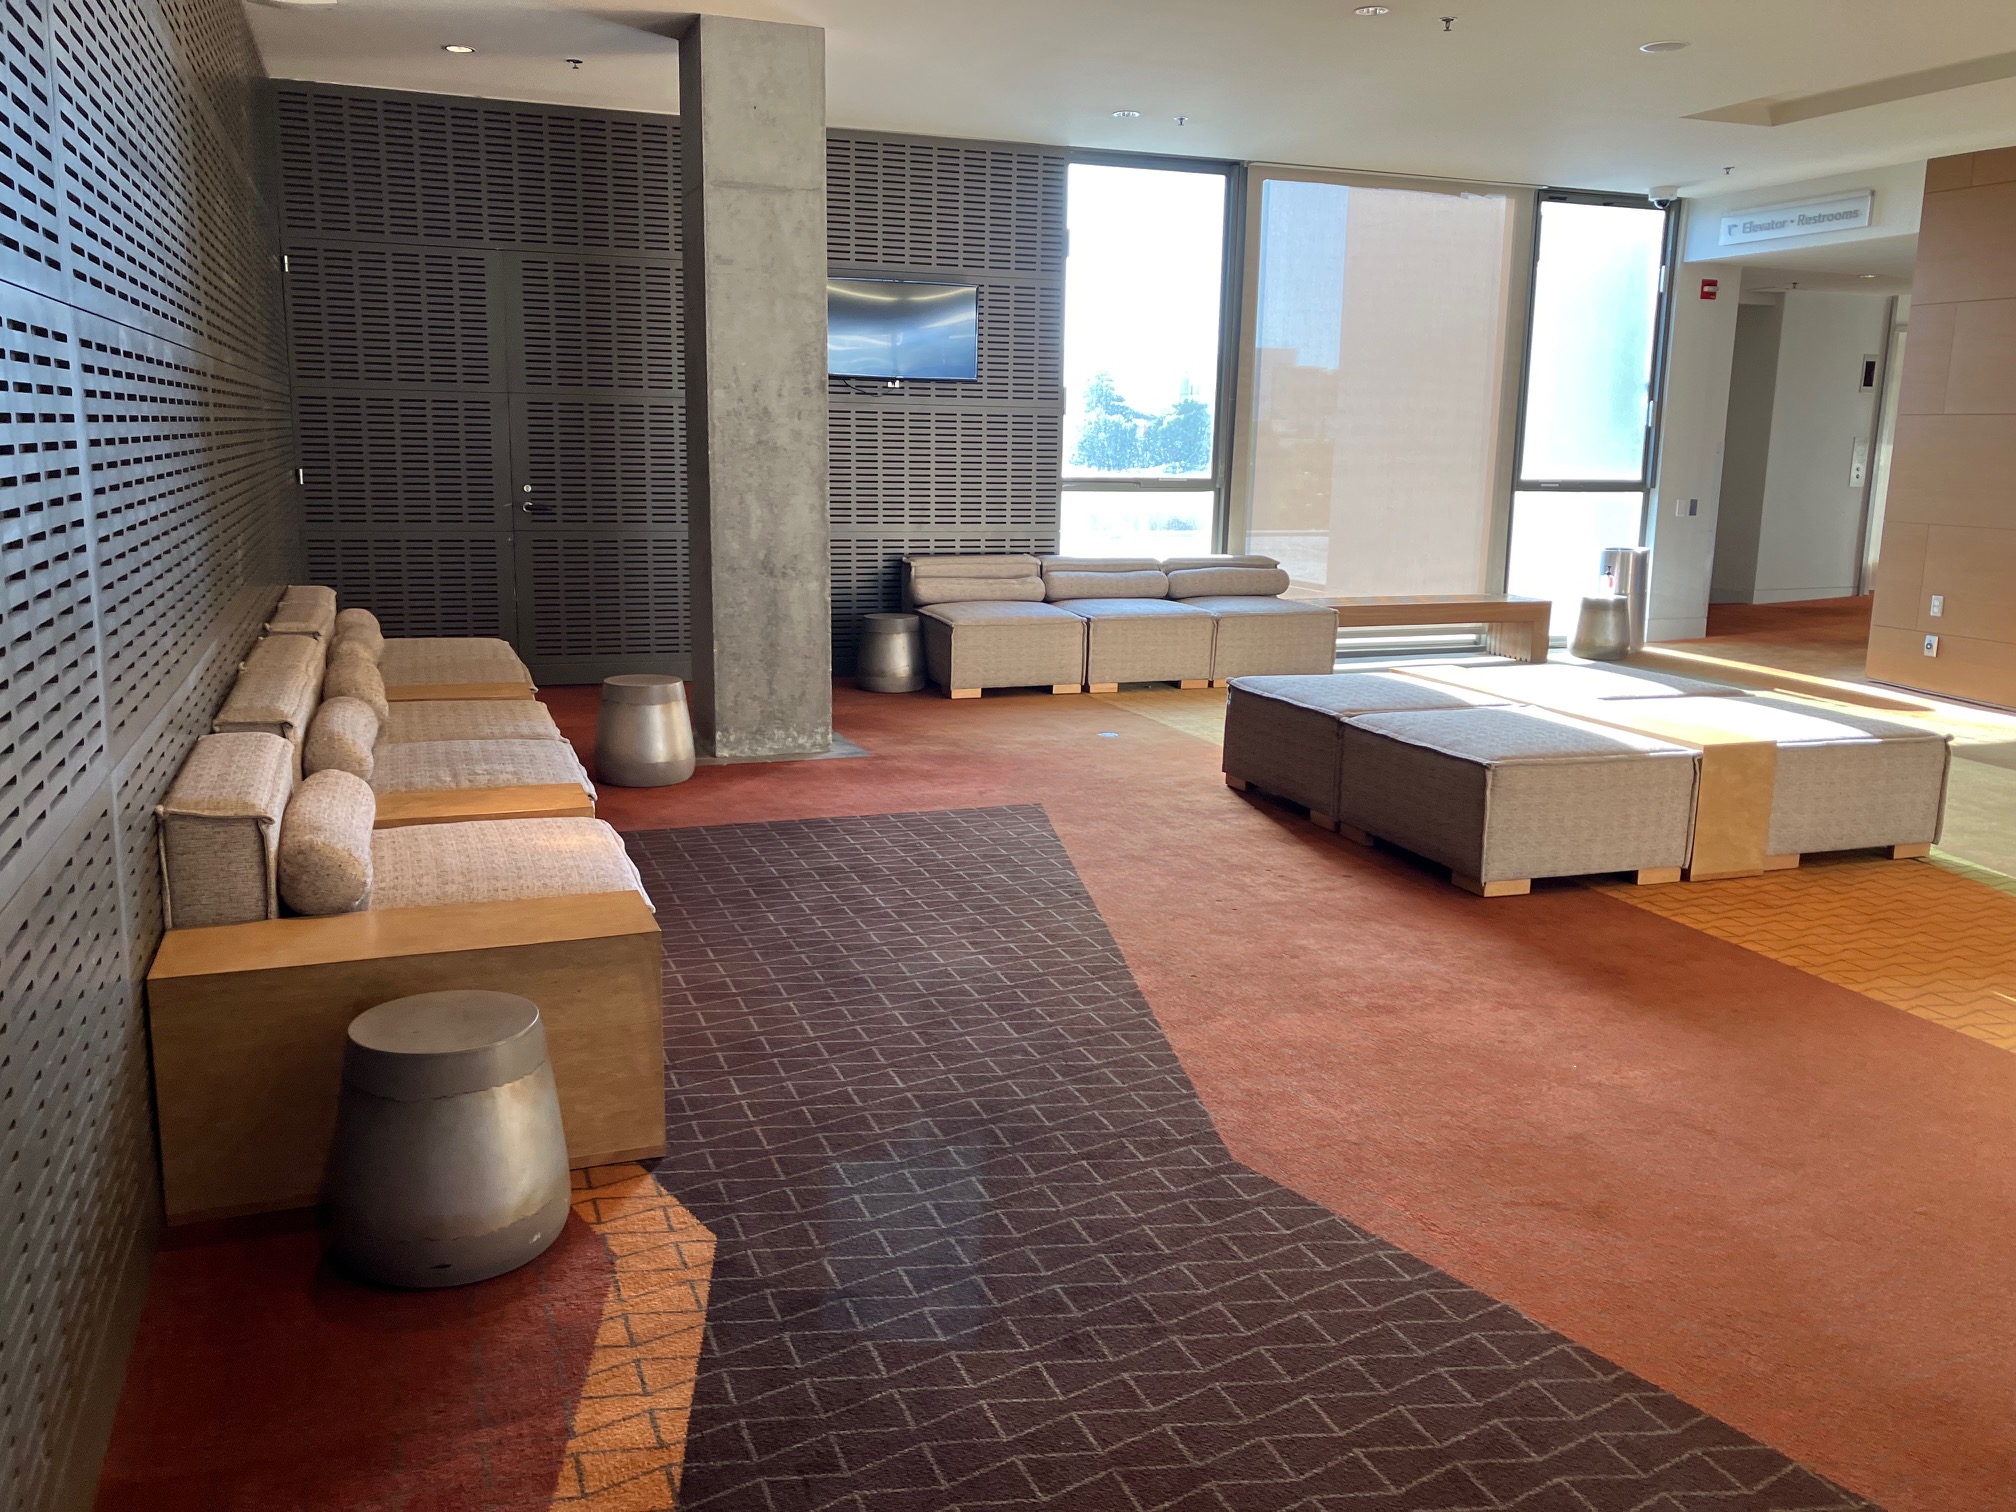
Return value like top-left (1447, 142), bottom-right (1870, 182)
top-left (1167, 566), bottom-right (1293, 599)
top-left (1044, 569), bottom-right (1170, 602)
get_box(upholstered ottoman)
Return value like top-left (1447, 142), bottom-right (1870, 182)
top-left (1699, 697), bottom-right (1950, 864)
top-left (907, 554), bottom-right (1087, 697)
top-left (1411, 661), bottom-right (1747, 703)
top-left (1042, 559), bottom-right (1212, 689)
top-left (1224, 673), bottom-right (1511, 827)
top-left (1336, 705), bottom-right (1699, 895)
top-left (1161, 561), bottom-right (1338, 681)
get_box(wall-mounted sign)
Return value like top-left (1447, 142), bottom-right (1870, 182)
top-left (1700, 278), bottom-right (1720, 300)
top-left (1718, 190), bottom-right (1874, 246)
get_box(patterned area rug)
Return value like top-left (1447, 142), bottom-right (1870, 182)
top-left (630, 806), bottom-right (1876, 1511)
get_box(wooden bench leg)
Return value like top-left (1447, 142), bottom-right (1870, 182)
top-left (1633, 867), bottom-right (1682, 886)
top-left (1309, 809), bottom-right (1338, 832)
top-left (1334, 822), bottom-right (1373, 846)
top-left (1087, 682), bottom-right (1119, 694)
top-left (1209, 678), bottom-right (1231, 688)
top-left (949, 688), bottom-right (981, 700)
top-left (1762, 853), bottom-right (1801, 871)
top-left (1453, 873), bottom-right (1531, 898)
top-left (1178, 679), bottom-right (1209, 690)
top-left (1890, 842), bottom-right (1932, 859)
top-left (1050, 684), bottom-right (1081, 695)
top-left (1225, 773), bottom-right (1253, 792)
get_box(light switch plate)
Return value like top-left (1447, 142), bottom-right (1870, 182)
top-left (1924, 634), bottom-right (1940, 657)
top-left (1929, 594), bottom-right (1944, 617)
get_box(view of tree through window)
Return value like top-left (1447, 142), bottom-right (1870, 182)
top-left (1060, 163), bottom-right (1228, 557)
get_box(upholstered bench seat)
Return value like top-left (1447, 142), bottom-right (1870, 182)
top-left (1188, 596), bottom-right (1338, 680)
top-left (1058, 598), bottom-right (1215, 687)
top-left (1224, 673), bottom-right (1512, 825)
top-left (1336, 705), bottom-right (1699, 894)
top-left (368, 739), bottom-right (593, 800)
top-left (916, 599), bottom-right (1087, 695)
top-left (377, 637), bottom-right (535, 698)
top-left (378, 698), bottom-right (565, 744)
top-left (372, 816), bottom-right (644, 910)
top-left (1412, 662), bottom-right (1746, 702)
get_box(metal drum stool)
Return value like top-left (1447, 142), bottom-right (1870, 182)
top-left (329, 991), bottom-right (571, 1288)
top-left (1570, 594), bottom-right (1633, 662)
top-left (596, 672), bottom-right (696, 786)
top-left (857, 612), bottom-right (924, 693)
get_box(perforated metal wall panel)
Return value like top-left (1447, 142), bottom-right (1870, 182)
top-left (825, 132), bottom-right (1068, 672)
top-left (276, 83), bottom-right (689, 682)
top-left (0, 0), bottom-right (297, 1502)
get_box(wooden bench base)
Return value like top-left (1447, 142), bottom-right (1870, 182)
top-left (1324, 594), bottom-right (1552, 663)
top-left (385, 681), bottom-right (538, 702)
top-left (372, 783), bottom-right (595, 829)
top-left (145, 891), bottom-right (664, 1225)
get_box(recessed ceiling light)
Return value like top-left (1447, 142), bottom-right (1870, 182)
top-left (1111, 109), bottom-right (1141, 119)
top-left (442, 43), bottom-right (475, 54)
top-left (1640, 40), bottom-right (1690, 53)
top-left (1355, 6), bottom-right (1391, 14)
top-left (1861, 273), bottom-right (1877, 279)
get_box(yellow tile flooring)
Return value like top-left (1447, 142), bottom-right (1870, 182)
top-left (1100, 675), bottom-right (2016, 1054)
top-left (551, 1163), bottom-right (717, 1510)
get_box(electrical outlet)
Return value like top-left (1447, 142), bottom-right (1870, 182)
top-left (1924, 634), bottom-right (1940, 657)
top-left (1929, 594), bottom-right (1944, 617)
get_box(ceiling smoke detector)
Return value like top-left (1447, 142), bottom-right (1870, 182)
top-left (1354, 6), bottom-right (1391, 14)
top-left (1640, 40), bottom-right (1690, 53)
top-left (1111, 109), bottom-right (1141, 119)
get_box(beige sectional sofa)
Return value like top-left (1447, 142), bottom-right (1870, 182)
top-left (905, 553), bottom-right (1339, 697)
top-left (146, 729), bottom-right (661, 1224)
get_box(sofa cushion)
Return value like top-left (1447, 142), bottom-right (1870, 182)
top-left (1053, 597), bottom-right (1211, 620)
top-left (1349, 705), bottom-right (1690, 764)
top-left (267, 584), bottom-right (338, 640)
top-left (1410, 662), bottom-right (1745, 701)
top-left (1168, 566), bottom-right (1292, 599)
top-left (278, 769), bottom-right (376, 915)
top-left (372, 817), bottom-right (647, 911)
top-left (907, 554), bottom-right (1041, 580)
top-left (304, 696), bottom-right (382, 780)
top-left (377, 637), bottom-right (533, 690)
top-left (917, 600), bottom-right (1085, 628)
top-left (1231, 672), bottom-right (1509, 716)
top-left (379, 699), bottom-right (565, 744)
top-left (1045, 569), bottom-right (1170, 602)
top-left (1040, 556), bottom-right (1160, 573)
top-left (156, 732), bottom-right (294, 929)
top-left (213, 635), bottom-right (324, 741)
top-left (1187, 597), bottom-right (1332, 619)
top-left (911, 575), bottom-right (1045, 607)
top-left (1160, 555), bottom-right (1280, 572)
top-left (324, 653), bottom-right (390, 721)
top-left (371, 738), bottom-right (595, 798)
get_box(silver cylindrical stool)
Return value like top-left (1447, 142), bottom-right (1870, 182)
top-left (857, 612), bottom-right (924, 693)
top-left (329, 991), bottom-right (571, 1288)
top-left (596, 673), bottom-right (696, 786)
top-left (1599, 545), bottom-right (1652, 652)
top-left (1570, 594), bottom-right (1633, 662)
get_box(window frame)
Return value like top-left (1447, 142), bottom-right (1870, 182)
top-left (1509, 189), bottom-right (1678, 512)
top-left (1057, 151), bottom-right (1244, 553)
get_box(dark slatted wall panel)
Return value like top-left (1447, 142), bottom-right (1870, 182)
top-left (825, 132), bottom-right (1067, 671)
top-left (0, 0), bottom-right (297, 1504)
top-left (275, 83), bottom-right (688, 680)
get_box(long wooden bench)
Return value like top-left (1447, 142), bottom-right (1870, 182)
top-left (1324, 594), bottom-right (1551, 663)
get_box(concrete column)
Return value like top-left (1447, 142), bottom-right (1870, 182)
top-left (680, 15), bottom-right (831, 758)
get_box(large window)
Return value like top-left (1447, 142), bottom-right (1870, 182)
top-left (1235, 172), bottom-right (1523, 600)
top-left (1507, 195), bottom-right (1670, 634)
top-left (1060, 162), bottom-right (1230, 558)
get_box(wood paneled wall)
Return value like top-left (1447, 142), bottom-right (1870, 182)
top-left (1868, 148), bottom-right (2016, 707)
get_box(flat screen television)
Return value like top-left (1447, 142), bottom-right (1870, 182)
top-left (827, 277), bottom-right (978, 380)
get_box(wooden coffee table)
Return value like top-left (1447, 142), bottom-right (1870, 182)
top-left (1322, 595), bottom-right (1552, 663)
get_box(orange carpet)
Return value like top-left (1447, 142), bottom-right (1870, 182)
top-left (550, 680), bottom-right (2016, 1509)
top-left (97, 672), bottom-right (2016, 1510)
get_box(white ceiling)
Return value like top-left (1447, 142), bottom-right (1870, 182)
top-left (245, 0), bottom-right (2016, 198)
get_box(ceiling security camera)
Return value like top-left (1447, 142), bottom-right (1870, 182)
top-left (1649, 185), bottom-right (1682, 211)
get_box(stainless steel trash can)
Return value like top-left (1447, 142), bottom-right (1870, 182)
top-left (1570, 594), bottom-right (1633, 662)
top-left (329, 991), bottom-right (571, 1288)
top-left (1599, 545), bottom-right (1652, 652)
top-left (857, 612), bottom-right (924, 693)
top-left (596, 673), bottom-right (696, 786)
